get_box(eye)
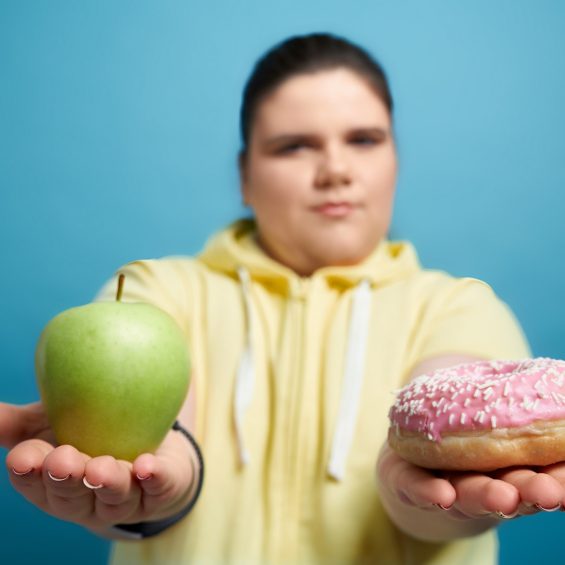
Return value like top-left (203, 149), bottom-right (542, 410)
top-left (348, 129), bottom-right (389, 147)
top-left (350, 135), bottom-right (379, 146)
top-left (277, 141), bottom-right (309, 154)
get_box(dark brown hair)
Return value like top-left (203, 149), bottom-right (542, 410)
top-left (239, 32), bottom-right (393, 159)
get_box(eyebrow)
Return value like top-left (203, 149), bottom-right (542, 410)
top-left (262, 127), bottom-right (390, 149)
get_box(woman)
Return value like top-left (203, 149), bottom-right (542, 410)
top-left (2, 33), bottom-right (565, 564)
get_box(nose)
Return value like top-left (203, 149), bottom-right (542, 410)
top-left (314, 147), bottom-right (352, 189)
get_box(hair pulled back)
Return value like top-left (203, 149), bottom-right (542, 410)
top-left (239, 32), bottom-right (393, 157)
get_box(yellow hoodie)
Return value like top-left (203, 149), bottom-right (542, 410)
top-left (98, 219), bottom-right (530, 565)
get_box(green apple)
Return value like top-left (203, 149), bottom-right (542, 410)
top-left (35, 274), bottom-right (190, 461)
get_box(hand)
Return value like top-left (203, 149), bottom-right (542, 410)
top-left (378, 443), bottom-right (565, 523)
top-left (2, 402), bottom-right (195, 531)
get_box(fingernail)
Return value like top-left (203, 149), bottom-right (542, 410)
top-left (136, 473), bottom-right (153, 481)
top-left (48, 471), bottom-right (71, 482)
top-left (434, 503), bottom-right (452, 511)
top-left (11, 467), bottom-right (32, 477)
top-left (496, 510), bottom-right (518, 519)
top-left (83, 476), bottom-right (104, 490)
top-left (535, 503), bottom-right (561, 512)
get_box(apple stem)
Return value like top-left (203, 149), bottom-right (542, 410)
top-left (116, 274), bottom-right (125, 302)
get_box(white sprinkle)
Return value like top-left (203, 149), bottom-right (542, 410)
top-left (460, 413), bottom-right (467, 425)
top-left (464, 398), bottom-right (471, 407)
top-left (449, 413), bottom-right (455, 426)
top-left (477, 381), bottom-right (496, 389)
top-left (522, 396), bottom-right (535, 411)
top-left (552, 392), bottom-right (565, 405)
top-left (484, 387), bottom-right (494, 400)
top-left (503, 381), bottom-right (511, 397)
top-left (552, 375), bottom-right (565, 387)
top-left (491, 415), bottom-right (497, 428)
top-left (474, 410), bottom-right (485, 424)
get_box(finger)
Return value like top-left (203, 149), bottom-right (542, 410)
top-left (133, 452), bottom-right (191, 500)
top-left (397, 465), bottom-right (456, 509)
top-left (43, 444), bottom-right (89, 485)
top-left (42, 445), bottom-right (93, 522)
top-left (380, 450), bottom-right (455, 510)
top-left (540, 462), bottom-right (565, 484)
top-left (85, 456), bottom-right (136, 502)
top-left (6, 439), bottom-right (55, 509)
top-left (130, 434), bottom-right (197, 525)
top-left (0, 402), bottom-right (48, 448)
top-left (6, 437), bottom-right (53, 474)
top-left (85, 457), bottom-right (140, 524)
top-left (0, 402), bottom-right (31, 448)
top-left (449, 472), bottom-right (519, 518)
top-left (138, 427), bottom-right (197, 499)
top-left (495, 468), bottom-right (564, 512)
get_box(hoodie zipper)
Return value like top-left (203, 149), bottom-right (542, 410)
top-left (286, 276), bottom-right (315, 559)
top-left (267, 275), bottom-right (312, 561)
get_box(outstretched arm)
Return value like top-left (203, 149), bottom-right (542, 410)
top-left (2, 386), bottom-right (199, 539)
top-left (378, 443), bottom-right (565, 541)
top-left (377, 355), bottom-right (565, 541)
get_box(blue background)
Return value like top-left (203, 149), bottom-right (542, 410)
top-left (1, 1), bottom-right (564, 562)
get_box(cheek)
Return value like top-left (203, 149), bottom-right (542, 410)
top-left (360, 161), bottom-right (397, 227)
top-left (248, 161), bottom-right (309, 209)
top-left (364, 153), bottom-right (397, 199)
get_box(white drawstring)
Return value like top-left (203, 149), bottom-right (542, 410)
top-left (327, 279), bottom-right (372, 481)
top-left (234, 270), bottom-right (372, 477)
top-left (234, 267), bottom-right (255, 467)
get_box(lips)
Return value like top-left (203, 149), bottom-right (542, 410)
top-left (312, 201), bottom-right (355, 218)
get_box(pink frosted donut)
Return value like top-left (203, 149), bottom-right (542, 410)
top-left (388, 358), bottom-right (565, 471)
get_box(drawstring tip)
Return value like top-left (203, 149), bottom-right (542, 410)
top-left (238, 449), bottom-right (250, 468)
top-left (326, 461), bottom-right (345, 482)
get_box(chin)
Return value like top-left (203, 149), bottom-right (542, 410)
top-left (313, 236), bottom-right (379, 267)
top-left (314, 248), bottom-right (372, 269)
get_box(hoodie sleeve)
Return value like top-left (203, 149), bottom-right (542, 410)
top-left (407, 276), bottom-right (531, 374)
top-left (93, 258), bottom-right (195, 337)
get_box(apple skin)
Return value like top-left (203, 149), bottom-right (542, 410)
top-left (35, 301), bottom-right (190, 461)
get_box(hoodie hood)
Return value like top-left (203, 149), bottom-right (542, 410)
top-left (198, 218), bottom-right (421, 292)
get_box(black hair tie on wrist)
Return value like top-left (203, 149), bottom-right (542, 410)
top-left (112, 421), bottom-right (204, 539)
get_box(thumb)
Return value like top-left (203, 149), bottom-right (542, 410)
top-left (0, 401), bottom-right (48, 449)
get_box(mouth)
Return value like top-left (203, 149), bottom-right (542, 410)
top-left (311, 201), bottom-right (356, 218)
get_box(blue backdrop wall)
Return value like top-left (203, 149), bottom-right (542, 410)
top-left (1, 1), bottom-right (564, 562)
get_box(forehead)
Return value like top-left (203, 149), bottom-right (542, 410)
top-left (252, 68), bottom-right (391, 135)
